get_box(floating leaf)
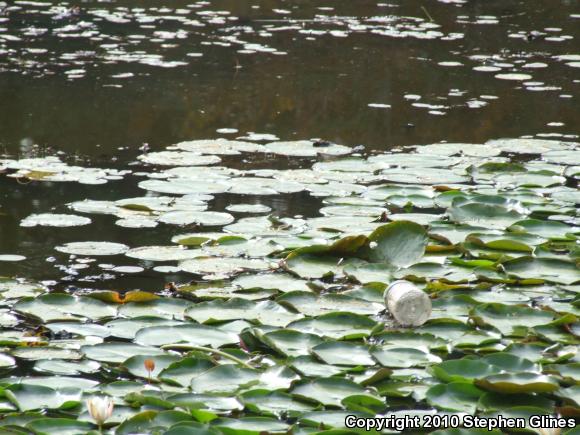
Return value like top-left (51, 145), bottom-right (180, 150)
top-left (20, 213), bottom-right (91, 228)
top-left (476, 373), bottom-right (560, 394)
top-left (368, 221), bottom-right (428, 267)
top-left (371, 347), bottom-right (442, 368)
top-left (135, 324), bottom-right (238, 348)
top-left (292, 377), bottom-right (376, 407)
top-left (55, 241), bottom-right (129, 256)
top-left (81, 343), bottom-right (166, 363)
top-left (425, 382), bottom-right (484, 413)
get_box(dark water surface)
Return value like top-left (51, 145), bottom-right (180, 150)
top-left (0, 0), bottom-right (578, 288)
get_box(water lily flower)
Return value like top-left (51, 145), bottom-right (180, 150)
top-left (87, 396), bottom-right (114, 430)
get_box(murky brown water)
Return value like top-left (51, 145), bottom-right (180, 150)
top-left (0, 0), bottom-right (578, 288)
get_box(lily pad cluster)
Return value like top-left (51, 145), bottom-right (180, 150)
top-left (0, 157), bottom-right (128, 185)
top-left (0, 137), bottom-right (579, 434)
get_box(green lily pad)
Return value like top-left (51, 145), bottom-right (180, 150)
top-left (311, 341), bottom-right (374, 366)
top-left (211, 417), bottom-right (289, 434)
top-left (123, 354), bottom-right (181, 379)
top-left (186, 298), bottom-right (302, 327)
top-left (470, 303), bottom-right (555, 335)
top-left (371, 347), bottom-right (442, 368)
top-left (502, 257), bottom-right (580, 285)
top-left (431, 359), bottom-right (500, 383)
top-left (476, 373), bottom-right (560, 393)
top-left (14, 294), bottom-right (116, 322)
top-left (258, 329), bottom-right (323, 357)
top-left (6, 385), bottom-right (82, 412)
top-left (288, 312), bottom-right (379, 339)
top-left (25, 418), bottom-right (93, 434)
top-left (278, 291), bottom-right (382, 316)
top-left (425, 382), bottom-right (484, 413)
top-left (55, 241), bottom-right (129, 256)
top-left (190, 365), bottom-right (259, 394)
top-left (159, 358), bottom-right (215, 387)
top-left (368, 221), bottom-right (428, 267)
top-left (81, 343), bottom-right (166, 363)
top-left (509, 219), bottom-right (578, 240)
top-left (240, 390), bottom-right (314, 417)
top-left (135, 324), bottom-right (238, 348)
top-left (292, 377), bottom-right (377, 407)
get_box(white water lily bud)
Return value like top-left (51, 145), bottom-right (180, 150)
top-left (384, 280), bottom-right (431, 327)
top-left (87, 396), bottom-right (114, 426)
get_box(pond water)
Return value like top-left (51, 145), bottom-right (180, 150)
top-left (0, 1), bottom-right (578, 433)
top-left (1, 0), bottom-right (577, 287)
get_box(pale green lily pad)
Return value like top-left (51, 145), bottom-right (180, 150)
top-left (12, 347), bottom-right (83, 361)
top-left (292, 377), bottom-right (377, 407)
top-left (126, 246), bottom-right (202, 261)
top-left (470, 303), bottom-right (555, 335)
top-left (119, 299), bottom-right (192, 320)
top-left (14, 294), bottom-right (116, 322)
top-left (278, 291), bottom-right (382, 316)
top-left (191, 365), bottom-right (259, 394)
top-left (284, 254), bottom-right (343, 279)
top-left (81, 343), bottom-right (166, 363)
top-left (449, 196), bottom-right (528, 229)
top-left (139, 179), bottom-right (230, 195)
top-left (289, 355), bottom-right (344, 378)
top-left (20, 213), bottom-right (91, 228)
top-left (476, 373), bottom-right (560, 394)
top-left (486, 138), bottom-right (572, 154)
top-left (6, 385), bottom-right (82, 412)
top-left (298, 410), bottom-right (374, 429)
top-left (0, 281), bottom-right (44, 299)
top-left (180, 257), bottom-right (271, 277)
top-left (123, 354), bottom-right (181, 379)
top-left (288, 312), bottom-right (379, 339)
top-left (425, 382), bottom-right (483, 413)
top-left (372, 347), bottom-right (442, 368)
top-left (34, 359), bottom-right (100, 376)
top-left (508, 219), bottom-right (577, 240)
top-left (25, 418), bottom-right (93, 434)
top-left (0, 255), bottom-right (26, 262)
top-left (229, 177), bottom-right (305, 195)
top-left (135, 324), bottom-right (238, 348)
top-left (415, 143), bottom-right (501, 157)
top-left (175, 139), bottom-right (265, 155)
top-left (232, 273), bottom-right (310, 293)
top-left (211, 417), bottom-right (289, 434)
top-left (241, 390), bottom-right (314, 417)
top-left (55, 241), bottom-right (129, 256)
top-left (502, 257), bottom-right (579, 285)
top-left (368, 221), bottom-right (428, 267)
top-left (311, 341), bottom-right (374, 366)
top-left (159, 358), bottom-right (215, 387)
top-left (186, 298), bottom-right (302, 327)
top-left (431, 359), bottom-right (500, 383)
top-left (105, 317), bottom-right (184, 339)
top-left (226, 204), bottom-right (271, 213)
top-left (258, 329), bottom-right (323, 357)
top-left (138, 151), bottom-right (221, 166)
top-left (264, 140), bottom-right (352, 157)
top-left (46, 322), bottom-right (110, 338)
top-left (159, 211), bottom-right (234, 226)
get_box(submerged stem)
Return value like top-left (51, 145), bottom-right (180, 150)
top-left (160, 344), bottom-right (253, 369)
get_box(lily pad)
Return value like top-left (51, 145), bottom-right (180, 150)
top-left (368, 221), bottom-right (428, 267)
top-left (20, 214), bottom-right (91, 228)
top-left (55, 241), bottom-right (129, 256)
